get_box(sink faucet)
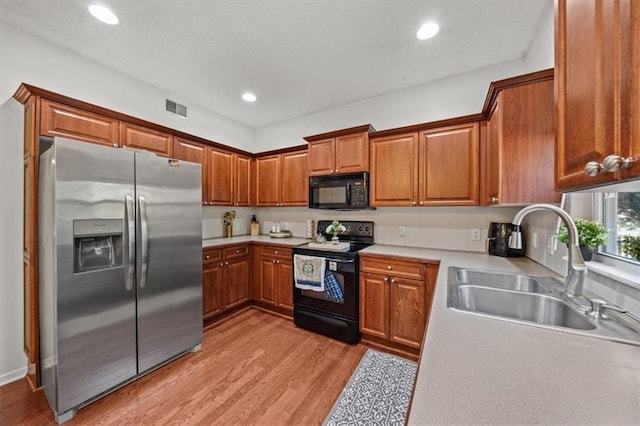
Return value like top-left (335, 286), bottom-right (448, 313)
top-left (509, 204), bottom-right (587, 299)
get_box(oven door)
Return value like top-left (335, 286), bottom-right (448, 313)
top-left (293, 256), bottom-right (357, 320)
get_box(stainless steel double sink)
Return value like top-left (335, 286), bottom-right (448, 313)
top-left (447, 267), bottom-right (640, 346)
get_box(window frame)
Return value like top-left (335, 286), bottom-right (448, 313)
top-left (592, 193), bottom-right (640, 288)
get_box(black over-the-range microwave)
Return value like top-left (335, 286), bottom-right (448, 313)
top-left (308, 172), bottom-right (373, 210)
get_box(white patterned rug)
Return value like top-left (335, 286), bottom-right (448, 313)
top-left (323, 349), bottom-right (418, 426)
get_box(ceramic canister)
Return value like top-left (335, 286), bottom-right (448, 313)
top-left (306, 219), bottom-right (315, 238)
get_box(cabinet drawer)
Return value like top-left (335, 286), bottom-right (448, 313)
top-left (224, 245), bottom-right (249, 260)
top-left (203, 249), bottom-right (222, 264)
top-left (360, 256), bottom-right (425, 280)
top-left (259, 246), bottom-right (292, 259)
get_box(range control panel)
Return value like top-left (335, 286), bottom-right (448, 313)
top-left (316, 220), bottom-right (374, 238)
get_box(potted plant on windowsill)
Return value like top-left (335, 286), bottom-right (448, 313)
top-left (556, 218), bottom-right (608, 261)
top-left (620, 235), bottom-right (640, 261)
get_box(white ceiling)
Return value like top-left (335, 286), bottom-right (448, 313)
top-left (0, 0), bottom-right (550, 128)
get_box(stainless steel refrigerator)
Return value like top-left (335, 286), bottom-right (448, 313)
top-left (38, 138), bottom-right (203, 422)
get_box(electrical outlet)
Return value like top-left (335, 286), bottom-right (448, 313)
top-left (470, 228), bottom-right (481, 241)
top-left (399, 226), bottom-right (406, 237)
top-left (532, 232), bottom-right (538, 249)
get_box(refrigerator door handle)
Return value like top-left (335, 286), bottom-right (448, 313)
top-left (138, 195), bottom-right (149, 288)
top-left (125, 195), bottom-right (135, 291)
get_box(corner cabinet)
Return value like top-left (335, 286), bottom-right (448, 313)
top-left (255, 150), bottom-right (308, 207)
top-left (253, 245), bottom-right (294, 315)
top-left (172, 139), bottom-right (252, 207)
top-left (370, 122), bottom-right (480, 207)
top-left (483, 70), bottom-right (559, 205)
top-left (555, 0), bottom-right (639, 190)
top-left (305, 124), bottom-right (375, 176)
top-left (359, 254), bottom-right (439, 355)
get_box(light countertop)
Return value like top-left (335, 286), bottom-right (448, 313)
top-left (360, 245), bottom-right (640, 425)
top-left (202, 234), bottom-right (310, 249)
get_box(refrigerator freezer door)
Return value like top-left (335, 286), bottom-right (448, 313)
top-left (134, 153), bottom-right (203, 373)
top-left (47, 139), bottom-right (138, 414)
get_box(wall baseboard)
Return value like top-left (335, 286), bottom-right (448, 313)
top-left (0, 366), bottom-right (27, 387)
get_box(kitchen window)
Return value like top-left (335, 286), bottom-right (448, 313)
top-left (601, 191), bottom-right (640, 264)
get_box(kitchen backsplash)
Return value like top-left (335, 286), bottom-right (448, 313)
top-left (205, 206), bottom-right (521, 252)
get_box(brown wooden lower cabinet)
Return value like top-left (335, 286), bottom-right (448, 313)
top-left (359, 254), bottom-right (439, 354)
top-left (253, 245), bottom-right (294, 315)
top-left (202, 245), bottom-right (250, 321)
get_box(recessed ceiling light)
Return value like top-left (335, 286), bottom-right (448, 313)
top-left (242, 92), bottom-right (257, 102)
top-left (88, 4), bottom-right (119, 25)
top-left (417, 22), bottom-right (439, 40)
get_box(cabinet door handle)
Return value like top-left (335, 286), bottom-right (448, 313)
top-left (220, 262), bottom-right (224, 267)
top-left (225, 262), bottom-right (229, 266)
top-left (276, 260), bottom-right (280, 264)
top-left (272, 259), bottom-right (276, 263)
top-left (113, 143), bottom-right (118, 148)
top-left (275, 251), bottom-right (279, 255)
top-left (205, 255), bottom-right (210, 260)
top-left (490, 196), bottom-right (499, 203)
top-left (383, 277), bottom-right (389, 283)
top-left (390, 278), bottom-right (396, 284)
top-left (585, 154), bottom-right (636, 176)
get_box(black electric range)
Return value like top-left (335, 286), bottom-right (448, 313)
top-left (292, 220), bottom-right (374, 344)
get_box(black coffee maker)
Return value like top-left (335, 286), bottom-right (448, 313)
top-left (487, 222), bottom-right (525, 257)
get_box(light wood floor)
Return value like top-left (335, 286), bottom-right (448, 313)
top-left (0, 308), bottom-right (369, 425)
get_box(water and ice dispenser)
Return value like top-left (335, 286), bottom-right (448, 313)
top-left (73, 219), bottom-right (124, 273)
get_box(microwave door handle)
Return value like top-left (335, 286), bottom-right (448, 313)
top-left (346, 183), bottom-right (351, 206)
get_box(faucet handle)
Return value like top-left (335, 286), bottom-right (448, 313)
top-left (586, 298), bottom-right (628, 319)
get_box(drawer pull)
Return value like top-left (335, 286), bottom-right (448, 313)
top-left (387, 266), bottom-right (392, 270)
top-left (205, 255), bottom-right (210, 260)
top-left (236, 249), bottom-right (240, 253)
top-left (275, 250), bottom-right (279, 255)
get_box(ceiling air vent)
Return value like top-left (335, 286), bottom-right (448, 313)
top-left (165, 99), bottom-right (187, 118)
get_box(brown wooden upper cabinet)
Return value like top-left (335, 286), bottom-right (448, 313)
top-left (255, 150), bottom-right (308, 207)
top-left (208, 148), bottom-right (234, 205)
top-left (120, 121), bottom-right (173, 157)
top-left (483, 70), bottom-right (559, 205)
top-left (555, 0), bottom-right (639, 190)
top-left (40, 99), bottom-right (119, 147)
top-left (370, 122), bottom-right (479, 207)
top-left (173, 139), bottom-right (252, 207)
top-left (173, 137), bottom-right (208, 204)
top-left (304, 124), bottom-right (375, 175)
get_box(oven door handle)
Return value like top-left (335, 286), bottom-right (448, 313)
top-left (324, 257), bottom-right (355, 264)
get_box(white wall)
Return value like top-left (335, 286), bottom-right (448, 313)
top-left (525, 0), bottom-right (555, 70)
top-left (252, 60), bottom-right (530, 151)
